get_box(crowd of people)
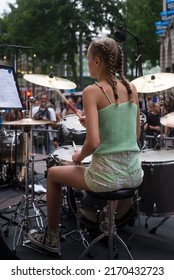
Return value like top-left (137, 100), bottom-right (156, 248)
top-left (139, 93), bottom-right (174, 149)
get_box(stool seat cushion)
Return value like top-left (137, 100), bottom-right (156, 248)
top-left (87, 188), bottom-right (138, 200)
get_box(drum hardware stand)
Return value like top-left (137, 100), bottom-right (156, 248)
top-left (61, 190), bottom-right (90, 251)
top-left (128, 191), bottom-right (142, 241)
top-left (60, 185), bottom-right (71, 217)
top-left (3, 125), bottom-right (45, 251)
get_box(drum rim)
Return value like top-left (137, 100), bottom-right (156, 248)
top-left (139, 149), bottom-right (174, 164)
top-left (52, 145), bottom-right (91, 164)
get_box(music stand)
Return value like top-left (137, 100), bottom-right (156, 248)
top-left (0, 65), bottom-right (23, 185)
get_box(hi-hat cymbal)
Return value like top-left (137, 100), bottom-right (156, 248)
top-left (160, 112), bottom-right (174, 128)
top-left (24, 74), bottom-right (77, 90)
top-left (131, 73), bottom-right (174, 93)
top-left (3, 118), bottom-right (53, 126)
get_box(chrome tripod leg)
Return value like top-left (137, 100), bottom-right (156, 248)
top-left (12, 195), bottom-right (30, 250)
top-left (12, 195), bottom-right (45, 250)
top-left (61, 199), bottom-right (89, 250)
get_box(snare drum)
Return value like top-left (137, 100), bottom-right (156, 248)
top-left (61, 114), bottom-right (86, 145)
top-left (139, 149), bottom-right (174, 216)
top-left (47, 145), bottom-right (91, 168)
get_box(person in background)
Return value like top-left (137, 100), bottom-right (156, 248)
top-left (75, 96), bottom-right (83, 111)
top-left (32, 93), bottom-right (57, 154)
top-left (61, 97), bottom-right (82, 117)
top-left (28, 37), bottom-right (143, 254)
top-left (144, 102), bottom-right (161, 148)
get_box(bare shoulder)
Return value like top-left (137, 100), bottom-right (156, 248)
top-left (130, 82), bottom-right (139, 100)
top-left (83, 84), bottom-right (97, 95)
top-left (130, 82), bottom-right (137, 93)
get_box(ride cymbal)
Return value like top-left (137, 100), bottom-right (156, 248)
top-left (160, 112), bottom-right (174, 128)
top-left (24, 74), bottom-right (77, 90)
top-left (3, 118), bottom-right (53, 126)
top-left (131, 73), bottom-right (174, 93)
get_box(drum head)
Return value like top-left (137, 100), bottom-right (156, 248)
top-left (52, 145), bottom-right (92, 165)
top-left (60, 114), bottom-right (86, 145)
top-left (139, 149), bottom-right (174, 163)
top-left (61, 114), bottom-right (86, 133)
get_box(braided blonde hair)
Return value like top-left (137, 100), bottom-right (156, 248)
top-left (89, 37), bottom-right (133, 104)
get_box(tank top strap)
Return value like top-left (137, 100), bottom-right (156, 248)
top-left (95, 81), bottom-right (113, 104)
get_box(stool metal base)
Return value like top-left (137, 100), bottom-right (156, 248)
top-left (79, 198), bottom-right (134, 260)
top-left (79, 225), bottom-right (133, 260)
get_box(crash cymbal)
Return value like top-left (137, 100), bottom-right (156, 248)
top-left (160, 112), bottom-right (174, 128)
top-left (131, 73), bottom-right (174, 93)
top-left (3, 118), bottom-right (53, 126)
top-left (24, 74), bottom-right (77, 90)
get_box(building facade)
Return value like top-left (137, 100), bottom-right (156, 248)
top-left (160, 1), bottom-right (174, 73)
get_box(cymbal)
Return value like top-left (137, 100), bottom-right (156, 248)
top-left (160, 112), bottom-right (174, 128)
top-left (24, 74), bottom-right (77, 90)
top-left (3, 118), bottom-right (53, 126)
top-left (131, 73), bottom-right (174, 93)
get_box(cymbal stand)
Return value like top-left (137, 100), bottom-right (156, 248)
top-left (4, 125), bottom-right (45, 251)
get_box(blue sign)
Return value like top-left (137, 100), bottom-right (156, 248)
top-left (155, 30), bottom-right (165, 35)
top-left (155, 20), bottom-right (170, 26)
top-left (160, 9), bottom-right (174, 16)
top-left (166, 0), bottom-right (174, 3)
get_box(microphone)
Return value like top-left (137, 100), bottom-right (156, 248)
top-left (115, 26), bottom-right (127, 42)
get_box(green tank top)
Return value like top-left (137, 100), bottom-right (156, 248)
top-left (94, 84), bottom-right (139, 155)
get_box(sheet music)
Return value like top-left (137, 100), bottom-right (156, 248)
top-left (0, 67), bottom-right (23, 109)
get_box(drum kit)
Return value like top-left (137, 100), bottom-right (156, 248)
top-left (1, 71), bottom-right (174, 250)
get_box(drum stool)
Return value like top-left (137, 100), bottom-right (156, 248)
top-left (79, 188), bottom-right (139, 260)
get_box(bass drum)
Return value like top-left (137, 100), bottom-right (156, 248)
top-left (139, 149), bottom-right (174, 216)
top-left (67, 187), bottom-right (136, 231)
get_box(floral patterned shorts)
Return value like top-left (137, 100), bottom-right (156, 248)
top-left (84, 152), bottom-right (144, 192)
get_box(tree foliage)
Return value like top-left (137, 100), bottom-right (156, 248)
top-left (123, 0), bottom-right (162, 72)
top-left (0, 0), bottom-right (163, 84)
top-left (0, 0), bottom-right (124, 85)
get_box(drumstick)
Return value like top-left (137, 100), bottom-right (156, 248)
top-left (55, 89), bottom-right (81, 118)
top-left (72, 141), bottom-right (77, 152)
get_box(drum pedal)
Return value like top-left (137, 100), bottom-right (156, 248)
top-left (23, 239), bottom-right (62, 258)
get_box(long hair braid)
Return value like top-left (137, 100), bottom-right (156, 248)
top-left (116, 45), bottom-right (133, 102)
top-left (93, 41), bottom-right (119, 104)
top-left (107, 50), bottom-right (119, 104)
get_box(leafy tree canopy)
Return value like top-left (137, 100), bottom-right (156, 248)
top-left (0, 0), bottom-right (162, 82)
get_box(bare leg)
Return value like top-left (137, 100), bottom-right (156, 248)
top-left (46, 165), bottom-right (90, 231)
